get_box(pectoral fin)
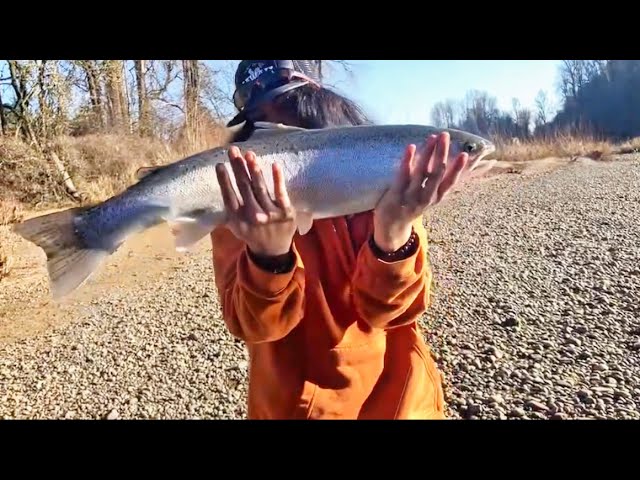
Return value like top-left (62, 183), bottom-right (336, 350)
top-left (295, 211), bottom-right (314, 235)
top-left (168, 211), bottom-right (221, 252)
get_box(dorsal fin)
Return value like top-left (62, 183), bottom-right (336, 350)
top-left (249, 122), bottom-right (308, 140)
top-left (253, 121), bottom-right (307, 132)
top-left (135, 165), bottom-right (168, 181)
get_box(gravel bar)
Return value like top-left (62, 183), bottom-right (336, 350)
top-left (0, 155), bottom-right (638, 419)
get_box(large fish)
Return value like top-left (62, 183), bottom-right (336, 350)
top-left (12, 122), bottom-right (496, 299)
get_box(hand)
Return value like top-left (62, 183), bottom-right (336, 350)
top-left (373, 132), bottom-right (468, 252)
top-left (215, 146), bottom-right (297, 257)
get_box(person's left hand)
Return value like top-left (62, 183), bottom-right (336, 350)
top-left (373, 132), bottom-right (468, 253)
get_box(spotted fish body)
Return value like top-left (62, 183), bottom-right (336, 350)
top-left (13, 122), bottom-right (495, 299)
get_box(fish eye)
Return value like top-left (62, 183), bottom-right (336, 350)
top-left (463, 142), bottom-right (477, 153)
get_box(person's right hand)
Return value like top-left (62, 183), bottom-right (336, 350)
top-left (215, 146), bottom-right (297, 257)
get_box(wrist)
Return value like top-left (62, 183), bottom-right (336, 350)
top-left (247, 242), bottom-right (292, 258)
top-left (373, 222), bottom-right (413, 253)
top-left (369, 227), bottom-right (419, 262)
top-left (247, 247), bottom-right (296, 274)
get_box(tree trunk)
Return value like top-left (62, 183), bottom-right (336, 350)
top-left (182, 60), bottom-right (201, 146)
top-left (78, 60), bottom-right (105, 129)
top-left (7, 60), bottom-right (32, 140)
top-left (134, 60), bottom-right (150, 136)
top-left (37, 60), bottom-right (49, 139)
top-left (0, 88), bottom-right (6, 136)
top-left (104, 60), bottom-right (130, 132)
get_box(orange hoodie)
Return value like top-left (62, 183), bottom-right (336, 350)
top-left (210, 211), bottom-right (445, 420)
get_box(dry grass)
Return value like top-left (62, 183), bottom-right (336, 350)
top-left (491, 133), bottom-right (640, 163)
top-left (0, 198), bottom-right (24, 226)
top-left (0, 125), bottom-right (229, 210)
top-left (0, 245), bottom-right (12, 281)
top-left (617, 136), bottom-right (640, 154)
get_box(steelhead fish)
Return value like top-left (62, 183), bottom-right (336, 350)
top-left (12, 121), bottom-right (496, 299)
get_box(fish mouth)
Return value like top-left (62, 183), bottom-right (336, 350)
top-left (477, 142), bottom-right (497, 161)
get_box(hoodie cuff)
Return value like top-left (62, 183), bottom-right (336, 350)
top-left (239, 245), bottom-right (302, 297)
top-left (360, 230), bottom-right (422, 281)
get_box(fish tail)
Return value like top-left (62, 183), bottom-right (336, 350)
top-left (12, 207), bottom-right (109, 299)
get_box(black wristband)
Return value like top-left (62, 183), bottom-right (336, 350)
top-left (247, 248), bottom-right (296, 274)
top-left (369, 228), bottom-right (419, 262)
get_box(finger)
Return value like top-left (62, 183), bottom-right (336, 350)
top-left (215, 163), bottom-right (240, 214)
top-left (228, 147), bottom-right (252, 200)
top-left (272, 162), bottom-right (294, 218)
top-left (419, 138), bottom-right (449, 206)
top-left (427, 132), bottom-right (449, 177)
top-left (436, 152), bottom-right (468, 203)
top-left (406, 135), bottom-right (437, 198)
top-left (390, 144), bottom-right (416, 194)
top-left (246, 151), bottom-right (278, 214)
top-left (228, 147), bottom-right (268, 223)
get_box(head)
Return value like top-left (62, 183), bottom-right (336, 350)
top-left (444, 127), bottom-right (496, 163)
top-left (227, 60), bottom-right (371, 142)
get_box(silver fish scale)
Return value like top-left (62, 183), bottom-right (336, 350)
top-left (279, 142), bottom-right (404, 218)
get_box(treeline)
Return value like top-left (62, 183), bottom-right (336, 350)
top-left (430, 60), bottom-right (640, 142)
top-left (0, 60), bottom-right (235, 147)
top-left (0, 60), bottom-right (343, 148)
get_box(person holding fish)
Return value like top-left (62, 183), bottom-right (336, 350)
top-left (208, 60), bottom-right (471, 420)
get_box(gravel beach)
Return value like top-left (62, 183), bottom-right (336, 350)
top-left (0, 155), bottom-right (638, 420)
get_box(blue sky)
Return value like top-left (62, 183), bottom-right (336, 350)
top-left (209, 60), bottom-right (564, 125)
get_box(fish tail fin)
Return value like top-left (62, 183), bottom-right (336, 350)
top-left (12, 208), bottom-right (108, 299)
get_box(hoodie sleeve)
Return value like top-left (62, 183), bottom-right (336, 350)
top-left (210, 226), bottom-right (306, 344)
top-left (351, 218), bottom-right (432, 330)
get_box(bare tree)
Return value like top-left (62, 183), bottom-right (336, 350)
top-left (443, 100), bottom-right (457, 127)
top-left (534, 90), bottom-right (553, 127)
top-left (558, 60), bottom-right (595, 101)
top-left (74, 60), bottom-right (106, 129)
top-left (182, 60), bottom-right (201, 145)
top-left (0, 87), bottom-right (6, 135)
top-left (134, 60), bottom-right (150, 136)
top-left (103, 60), bottom-right (130, 131)
top-left (430, 101), bottom-right (446, 127)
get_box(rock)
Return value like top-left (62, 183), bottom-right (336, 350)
top-left (105, 409), bottom-right (119, 420)
top-left (592, 387), bottom-right (614, 395)
top-left (526, 400), bottom-right (549, 412)
top-left (485, 346), bottom-right (504, 359)
top-left (502, 315), bottom-right (520, 328)
top-left (508, 407), bottom-right (525, 418)
top-left (614, 390), bottom-right (632, 399)
top-left (466, 403), bottom-right (481, 417)
top-left (577, 389), bottom-right (592, 399)
top-left (565, 337), bottom-right (582, 347)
